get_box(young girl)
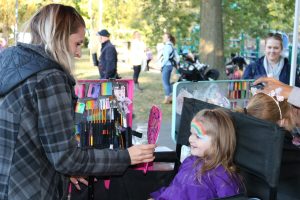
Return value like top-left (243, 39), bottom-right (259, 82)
top-left (150, 108), bottom-right (243, 200)
top-left (243, 91), bottom-right (300, 182)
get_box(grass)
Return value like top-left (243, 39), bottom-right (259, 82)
top-left (74, 48), bottom-right (177, 123)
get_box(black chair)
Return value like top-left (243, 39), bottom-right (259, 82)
top-left (178, 98), bottom-right (300, 200)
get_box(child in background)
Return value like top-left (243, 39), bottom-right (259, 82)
top-left (150, 108), bottom-right (243, 200)
top-left (242, 91), bottom-right (300, 176)
top-left (145, 47), bottom-right (153, 71)
top-left (243, 92), bottom-right (295, 131)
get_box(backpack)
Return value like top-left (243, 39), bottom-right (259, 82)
top-left (169, 47), bottom-right (179, 69)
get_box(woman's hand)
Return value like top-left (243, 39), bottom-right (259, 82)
top-left (254, 77), bottom-right (292, 98)
top-left (70, 176), bottom-right (89, 190)
top-left (128, 144), bottom-right (156, 165)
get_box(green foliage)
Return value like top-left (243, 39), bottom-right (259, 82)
top-left (223, 0), bottom-right (295, 39)
top-left (222, 0), bottom-right (295, 58)
top-left (140, 0), bottom-right (200, 47)
top-left (97, 0), bottom-right (200, 48)
top-left (0, 0), bottom-right (297, 52)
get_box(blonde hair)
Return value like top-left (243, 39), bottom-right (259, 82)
top-left (245, 93), bottom-right (295, 131)
top-left (24, 4), bottom-right (85, 73)
top-left (193, 108), bottom-right (237, 179)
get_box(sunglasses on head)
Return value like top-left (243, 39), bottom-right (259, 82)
top-left (267, 32), bottom-right (283, 39)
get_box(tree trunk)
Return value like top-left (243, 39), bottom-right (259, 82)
top-left (200, 0), bottom-right (226, 79)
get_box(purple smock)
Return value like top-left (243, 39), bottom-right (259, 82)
top-left (151, 156), bottom-right (241, 200)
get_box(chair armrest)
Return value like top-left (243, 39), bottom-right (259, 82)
top-left (154, 151), bottom-right (178, 162)
top-left (213, 193), bottom-right (248, 200)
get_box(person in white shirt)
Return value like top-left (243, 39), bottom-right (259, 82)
top-left (130, 31), bottom-right (146, 91)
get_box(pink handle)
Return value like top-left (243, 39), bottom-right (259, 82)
top-left (143, 163), bottom-right (149, 174)
top-left (104, 179), bottom-right (110, 190)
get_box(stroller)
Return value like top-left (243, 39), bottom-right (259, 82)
top-left (177, 53), bottom-right (220, 82)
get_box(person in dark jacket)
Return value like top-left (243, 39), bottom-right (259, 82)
top-left (0, 4), bottom-right (155, 200)
top-left (243, 32), bottom-right (300, 87)
top-left (97, 29), bottom-right (118, 79)
top-left (227, 53), bottom-right (247, 71)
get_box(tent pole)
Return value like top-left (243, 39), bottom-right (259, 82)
top-left (290, 0), bottom-right (300, 86)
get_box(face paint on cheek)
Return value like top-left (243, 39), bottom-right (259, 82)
top-left (191, 120), bottom-right (207, 139)
top-left (199, 134), bottom-right (210, 141)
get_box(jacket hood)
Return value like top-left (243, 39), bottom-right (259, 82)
top-left (0, 43), bottom-right (75, 96)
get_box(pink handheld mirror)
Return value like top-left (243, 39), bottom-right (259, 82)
top-left (144, 105), bottom-right (162, 173)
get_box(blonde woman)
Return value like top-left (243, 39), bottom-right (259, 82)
top-left (243, 33), bottom-right (300, 87)
top-left (0, 4), bottom-right (155, 199)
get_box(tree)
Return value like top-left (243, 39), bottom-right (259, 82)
top-left (199, 0), bottom-right (225, 78)
top-left (0, 0), bottom-right (89, 45)
top-left (140, 0), bottom-right (200, 47)
top-left (0, 0), bottom-right (17, 43)
top-left (222, 0), bottom-right (295, 57)
top-left (97, 0), bottom-right (200, 47)
top-left (0, 0), bottom-right (297, 53)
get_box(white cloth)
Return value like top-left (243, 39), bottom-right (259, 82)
top-left (130, 39), bottom-right (146, 66)
top-left (263, 56), bottom-right (285, 80)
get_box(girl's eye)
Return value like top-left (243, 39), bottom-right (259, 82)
top-left (196, 135), bottom-right (204, 139)
top-left (191, 132), bottom-right (202, 139)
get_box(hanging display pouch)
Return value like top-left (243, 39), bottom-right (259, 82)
top-left (87, 83), bottom-right (101, 98)
top-left (75, 102), bottom-right (85, 114)
top-left (101, 82), bottom-right (113, 96)
top-left (75, 84), bottom-right (86, 98)
top-left (114, 85), bottom-right (126, 100)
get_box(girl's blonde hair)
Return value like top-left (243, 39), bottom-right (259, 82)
top-left (245, 93), bottom-right (295, 131)
top-left (193, 108), bottom-right (237, 179)
top-left (24, 4), bottom-right (85, 73)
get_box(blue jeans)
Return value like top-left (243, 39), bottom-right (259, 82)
top-left (162, 65), bottom-right (173, 96)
